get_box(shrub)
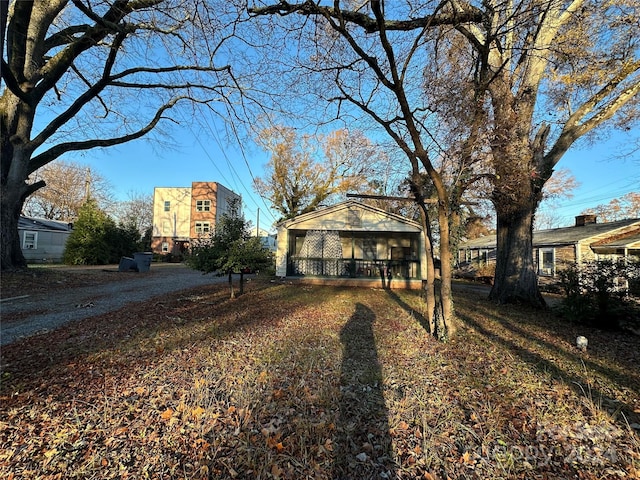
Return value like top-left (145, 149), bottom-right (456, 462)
top-left (64, 199), bottom-right (143, 265)
top-left (186, 199), bottom-right (274, 298)
top-left (557, 259), bottom-right (638, 330)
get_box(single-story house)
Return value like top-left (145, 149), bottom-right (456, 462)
top-left (458, 215), bottom-right (640, 278)
top-left (18, 216), bottom-right (73, 263)
top-left (275, 201), bottom-right (427, 289)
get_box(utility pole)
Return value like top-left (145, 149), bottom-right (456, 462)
top-left (84, 167), bottom-right (91, 200)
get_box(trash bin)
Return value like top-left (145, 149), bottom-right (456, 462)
top-left (118, 256), bottom-right (137, 272)
top-left (134, 252), bottom-right (153, 273)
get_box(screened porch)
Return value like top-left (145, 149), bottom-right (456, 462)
top-left (286, 229), bottom-right (421, 280)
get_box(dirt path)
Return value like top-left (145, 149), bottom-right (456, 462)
top-left (0, 264), bottom-right (229, 346)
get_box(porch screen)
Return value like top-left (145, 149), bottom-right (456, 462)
top-left (295, 230), bottom-right (346, 276)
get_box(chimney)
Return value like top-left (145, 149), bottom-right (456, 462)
top-left (575, 214), bottom-right (597, 227)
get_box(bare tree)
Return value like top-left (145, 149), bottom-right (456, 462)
top-left (1, 0), bottom-right (247, 270)
top-left (248, 1), bottom-right (498, 338)
top-left (450, 0), bottom-right (639, 306)
top-left (22, 160), bottom-right (114, 221)
top-left (115, 191), bottom-right (153, 237)
top-left (249, 0), bottom-right (639, 313)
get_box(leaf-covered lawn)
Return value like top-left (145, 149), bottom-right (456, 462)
top-left (1, 278), bottom-right (639, 479)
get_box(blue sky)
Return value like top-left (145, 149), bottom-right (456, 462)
top-left (76, 120), bottom-right (639, 232)
top-left (539, 133), bottom-right (639, 226)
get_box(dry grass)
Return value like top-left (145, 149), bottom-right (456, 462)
top-left (1, 276), bottom-right (639, 479)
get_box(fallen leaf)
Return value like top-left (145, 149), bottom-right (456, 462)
top-left (44, 448), bottom-right (58, 458)
top-left (459, 451), bottom-right (473, 464)
top-left (192, 406), bottom-right (205, 418)
top-left (271, 464), bottom-right (283, 478)
top-left (160, 408), bottom-right (173, 420)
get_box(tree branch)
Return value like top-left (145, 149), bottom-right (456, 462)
top-left (248, 1), bottom-right (483, 32)
top-left (545, 62), bottom-right (640, 167)
top-left (44, 25), bottom-right (92, 52)
top-left (29, 97), bottom-right (185, 172)
top-left (33, 0), bottom-right (149, 101)
top-left (1, 59), bottom-right (30, 102)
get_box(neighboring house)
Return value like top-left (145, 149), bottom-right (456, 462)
top-left (276, 201), bottom-right (427, 289)
top-left (250, 227), bottom-right (277, 252)
top-left (458, 215), bottom-right (640, 278)
top-left (151, 182), bottom-right (240, 256)
top-left (18, 216), bottom-right (73, 263)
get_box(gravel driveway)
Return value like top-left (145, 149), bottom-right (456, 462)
top-left (1, 264), bottom-right (229, 346)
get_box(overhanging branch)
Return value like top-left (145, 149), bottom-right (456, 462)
top-left (248, 2), bottom-right (483, 33)
top-left (29, 97), bottom-right (185, 172)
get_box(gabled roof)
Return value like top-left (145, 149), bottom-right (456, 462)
top-left (278, 200), bottom-right (422, 232)
top-left (19, 216), bottom-right (73, 232)
top-left (461, 218), bottom-right (640, 249)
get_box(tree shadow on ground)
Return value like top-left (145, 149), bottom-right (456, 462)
top-left (457, 303), bottom-right (640, 433)
top-left (384, 289), bottom-right (432, 335)
top-left (334, 303), bottom-right (396, 479)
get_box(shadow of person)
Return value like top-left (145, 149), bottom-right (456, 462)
top-left (333, 303), bottom-right (396, 479)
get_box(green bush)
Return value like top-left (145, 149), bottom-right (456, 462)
top-left (186, 200), bottom-right (274, 298)
top-left (63, 199), bottom-right (143, 265)
top-left (557, 259), bottom-right (638, 330)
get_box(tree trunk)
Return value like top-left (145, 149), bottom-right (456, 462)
top-left (1, 145), bottom-right (35, 271)
top-left (239, 271), bottom-right (244, 296)
top-left (417, 205), bottom-right (436, 333)
top-left (486, 77), bottom-right (548, 308)
top-left (1, 85), bottom-right (36, 271)
top-left (0, 188), bottom-right (28, 271)
top-left (437, 202), bottom-right (456, 339)
top-left (417, 199), bottom-right (456, 340)
top-left (489, 206), bottom-right (546, 307)
top-left (228, 271), bottom-right (235, 299)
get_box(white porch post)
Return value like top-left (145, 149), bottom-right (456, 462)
top-left (276, 225), bottom-right (289, 277)
top-left (419, 232), bottom-right (428, 280)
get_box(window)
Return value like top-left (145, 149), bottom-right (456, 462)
top-left (539, 248), bottom-right (555, 276)
top-left (162, 242), bottom-right (169, 253)
top-left (23, 231), bottom-right (38, 249)
top-left (164, 201), bottom-right (170, 212)
top-left (195, 222), bottom-right (210, 235)
top-left (196, 200), bottom-right (211, 212)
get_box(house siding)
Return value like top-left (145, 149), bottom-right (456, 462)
top-left (459, 218), bottom-right (640, 279)
top-left (19, 217), bottom-right (72, 263)
top-left (190, 182), bottom-right (217, 238)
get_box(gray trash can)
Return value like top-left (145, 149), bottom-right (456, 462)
top-left (134, 252), bottom-right (153, 273)
top-left (119, 256), bottom-right (137, 272)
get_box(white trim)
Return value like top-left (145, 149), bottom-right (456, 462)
top-left (538, 247), bottom-right (555, 276)
top-left (22, 230), bottom-right (38, 250)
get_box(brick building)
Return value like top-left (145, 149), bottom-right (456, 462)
top-left (151, 182), bottom-right (240, 256)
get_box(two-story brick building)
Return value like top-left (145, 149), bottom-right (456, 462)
top-left (151, 182), bottom-right (240, 256)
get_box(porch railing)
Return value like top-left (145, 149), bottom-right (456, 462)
top-left (288, 257), bottom-right (420, 279)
